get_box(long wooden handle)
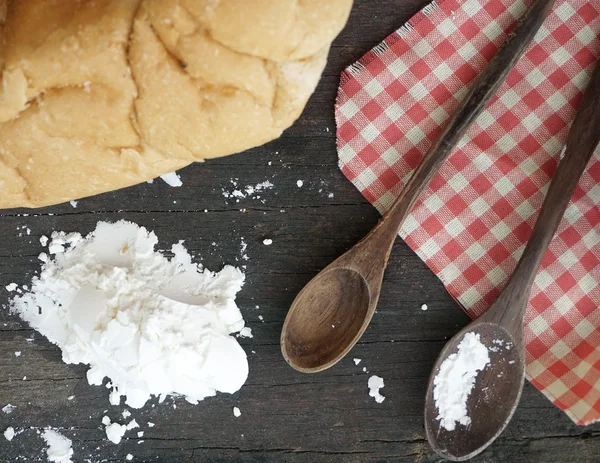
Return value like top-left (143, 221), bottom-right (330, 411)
top-left (377, 0), bottom-right (556, 243)
top-left (500, 60), bottom-right (600, 300)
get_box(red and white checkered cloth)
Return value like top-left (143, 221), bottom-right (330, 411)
top-left (336, 0), bottom-right (600, 425)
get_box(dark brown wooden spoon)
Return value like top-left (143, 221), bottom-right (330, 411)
top-left (280, 0), bottom-right (556, 373)
top-left (424, 56), bottom-right (600, 462)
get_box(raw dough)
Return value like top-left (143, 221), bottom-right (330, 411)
top-left (0, 0), bottom-right (352, 208)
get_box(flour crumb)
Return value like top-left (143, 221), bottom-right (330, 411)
top-left (40, 235), bottom-right (49, 247)
top-left (126, 419), bottom-right (139, 430)
top-left (353, 358), bottom-right (361, 365)
top-left (296, 180), bottom-right (303, 188)
top-left (433, 332), bottom-right (490, 431)
top-left (233, 406), bottom-right (241, 417)
top-left (42, 429), bottom-right (73, 463)
top-left (238, 327), bottom-right (253, 338)
top-left (421, 304), bottom-right (428, 311)
top-left (559, 144), bottom-right (567, 160)
top-left (5, 283), bottom-right (17, 292)
top-left (14, 351), bottom-right (21, 357)
top-left (147, 422), bottom-right (155, 428)
top-left (67, 396), bottom-right (74, 401)
top-left (69, 200), bottom-right (78, 208)
top-left (262, 239), bottom-right (273, 246)
top-left (126, 455), bottom-right (134, 461)
top-left (160, 171), bottom-right (183, 187)
top-left (4, 426), bottom-right (14, 441)
top-left (368, 375), bottom-right (385, 403)
top-left (122, 410), bottom-right (131, 419)
top-left (103, 417), bottom-right (127, 445)
top-left (137, 431), bottom-right (144, 438)
top-left (2, 404), bottom-right (16, 414)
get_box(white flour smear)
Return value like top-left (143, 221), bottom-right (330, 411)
top-left (433, 332), bottom-right (490, 431)
top-left (10, 221), bottom-right (249, 409)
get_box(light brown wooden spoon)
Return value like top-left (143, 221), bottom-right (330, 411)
top-left (280, 0), bottom-right (556, 373)
top-left (424, 56), bottom-right (600, 461)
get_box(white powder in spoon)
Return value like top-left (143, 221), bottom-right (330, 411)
top-left (10, 220), bottom-right (249, 409)
top-left (433, 332), bottom-right (490, 431)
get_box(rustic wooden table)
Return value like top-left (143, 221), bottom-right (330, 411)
top-left (1, 1), bottom-right (599, 462)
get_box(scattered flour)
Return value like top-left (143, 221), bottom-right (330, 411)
top-left (10, 220), bottom-right (249, 409)
top-left (126, 455), bottom-right (134, 461)
top-left (240, 238), bottom-right (249, 261)
top-left (353, 358), bottom-right (361, 365)
top-left (42, 429), bottom-right (73, 463)
top-left (296, 180), bottom-right (303, 188)
top-left (222, 180), bottom-right (274, 201)
top-left (160, 172), bottom-right (183, 187)
top-left (368, 375), bottom-right (385, 403)
top-left (4, 426), bottom-right (14, 441)
top-left (69, 201), bottom-right (78, 208)
top-left (5, 283), bottom-right (17, 292)
top-left (262, 239), bottom-right (273, 246)
top-left (233, 406), bottom-right (241, 417)
top-left (421, 304), bottom-right (428, 311)
top-left (433, 332), bottom-right (491, 431)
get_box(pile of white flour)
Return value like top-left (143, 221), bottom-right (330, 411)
top-left (433, 332), bottom-right (490, 431)
top-left (10, 221), bottom-right (249, 408)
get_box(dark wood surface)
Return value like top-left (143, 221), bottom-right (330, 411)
top-left (1, 1), bottom-right (599, 462)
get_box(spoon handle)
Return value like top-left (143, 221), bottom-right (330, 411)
top-left (373, 0), bottom-right (556, 248)
top-left (486, 60), bottom-right (600, 326)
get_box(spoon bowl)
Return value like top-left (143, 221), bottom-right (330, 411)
top-left (424, 323), bottom-right (525, 461)
top-left (281, 268), bottom-right (371, 372)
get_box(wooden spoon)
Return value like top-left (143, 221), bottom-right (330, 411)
top-left (280, 0), bottom-right (556, 373)
top-left (424, 58), bottom-right (600, 461)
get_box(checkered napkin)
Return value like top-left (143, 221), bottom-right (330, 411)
top-left (335, 0), bottom-right (600, 425)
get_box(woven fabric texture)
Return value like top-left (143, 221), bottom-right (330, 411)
top-left (336, 0), bottom-right (600, 425)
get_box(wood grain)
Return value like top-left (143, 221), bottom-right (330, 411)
top-left (1, 1), bottom-right (599, 462)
